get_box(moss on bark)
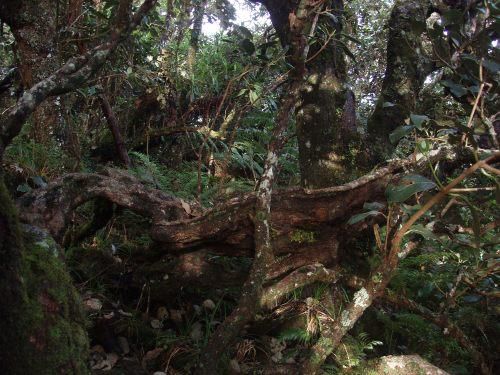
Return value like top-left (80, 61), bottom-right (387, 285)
top-left (0, 175), bottom-right (89, 374)
top-left (367, 0), bottom-right (431, 159)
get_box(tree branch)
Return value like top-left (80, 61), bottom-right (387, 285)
top-left (0, 0), bottom-right (158, 159)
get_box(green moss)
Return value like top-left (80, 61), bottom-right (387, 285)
top-left (17, 229), bottom-right (90, 374)
top-left (290, 229), bottom-right (316, 244)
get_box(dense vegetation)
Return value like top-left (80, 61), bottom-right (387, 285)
top-left (0, 0), bottom-right (498, 374)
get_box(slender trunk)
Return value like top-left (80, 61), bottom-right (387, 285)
top-left (187, 0), bottom-right (207, 76)
top-left (99, 94), bottom-right (132, 168)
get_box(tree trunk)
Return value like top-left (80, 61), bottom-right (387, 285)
top-left (187, 0), bottom-right (208, 75)
top-left (367, 0), bottom-right (432, 159)
top-left (259, 0), bottom-right (367, 188)
top-left (0, 173), bottom-right (90, 374)
top-left (98, 94), bottom-right (132, 168)
top-left (0, 0), bottom-right (61, 143)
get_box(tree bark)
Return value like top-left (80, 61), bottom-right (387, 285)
top-left (98, 94), bottom-right (132, 168)
top-left (367, 0), bottom-right (432, 159)
top-left (0, 0), bottom-right (61, 143)
top-left (187, 0), bottom-right (208, 75)
top-left (260, 0), bottom-right (364, 188)
top-left (0, 173), bottom-right (89, 374)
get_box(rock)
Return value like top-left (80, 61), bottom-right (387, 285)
top-left (150, 319), bottom-right (163, 329)
top-left (190, 321), bottom-right (203, 341)
top-left (229, 359), bottom-right (241, 373)
top-left (202, 299), bottom-right (216, 310)
top-left (117, 336), bottom-right (130, 355)
top-left (156, 306), bottom-right (169, 320)
top-left (370, 355), bottom-right (450, 375)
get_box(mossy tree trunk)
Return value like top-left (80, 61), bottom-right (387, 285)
top-left (367, 0), bottom-right (432, 159)
top-left (0, 173), bottom-right (90, 374)
top-left (0, 2), bottom-right (158, 372)
top-left (260, 0), bottom-right (363, 188)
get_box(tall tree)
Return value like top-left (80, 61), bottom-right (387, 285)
top-left (367, 0), bottom-right (432, 159)
top-left (258, 0), bottom-right (362, 188)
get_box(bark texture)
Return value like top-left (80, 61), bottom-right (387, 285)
top-left (367, 0), bottom-right (432, 158)
top-left (260, 0), bottom-right (363, 188)
top-left (0, 174), bottom-right (89, 374)
top-left (0, 0), bottom-right (61, 143)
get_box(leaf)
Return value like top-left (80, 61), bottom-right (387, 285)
top-left (347, 210), bottom-right (383, 225)
top-left (410, 114), bottom-right (429, 128)
top-left (17, 183), bottom-right (31, 193)
top-left (408, 224), bottom-right (440, 242)
top-left (363, 202), bottom-right (385, 211)
top-left (249, 90), bottom-right (259, 105)
top-left (323, 12), bottom-right (338, 23)
top-left (386, 175), bottom-right (436, 203)
top-left (180, 199), bottom-right (191, 215)
top-left (389, 125), bottom-right (415, 144)
top-left (31, 175), bottom-right (47, 188)
top-left (383, 101), bottom-right (396, 108)
top-left (417, 139), bottom-right (431, 153)
top-left (239, 38), bottom-right (255, 55)
top-left (482, 59), bottom-right (500, 74)
top-left (441, 80), bottom-right (468, 97)
top-left (87, 86), bottom-right (97, 96)
top-left (463, 294), bottom-right (482, 303)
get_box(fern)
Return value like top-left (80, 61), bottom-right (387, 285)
top-left (278, 328), bottom-right (313, 344)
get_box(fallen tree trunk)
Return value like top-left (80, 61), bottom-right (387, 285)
top-left (17, 148), bottom-right (467, 263)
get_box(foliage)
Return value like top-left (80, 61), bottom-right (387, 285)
top-left (1, 0), bottom-right (499, 373)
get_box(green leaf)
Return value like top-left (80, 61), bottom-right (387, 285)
top-left (386, 175), bottom-right (437, 203)
top-left (482, 59), bottom-right (500, 74)
top-left (239, 38), bottom-right (255, 55)
top-left (389, 125), bottom-right (415, 144)
top-left (363, 202), bottom-right (385, 211)
top-left (249, 90), bottom-right (259, 105)
top-left (382, 101), bottom-right (396, 108)
top-left (417, 139), bottom-right (430, 153)
top-left (410, 114), bottom-right (429, 128)
top-left (347, 210), bottom-right (383, 225)
top-left (408, 224), bottom-right (440, 242)
top-left (17, 183), bottom-right (32, 193)
top-left (441, 80), bottom-right (468, 97)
